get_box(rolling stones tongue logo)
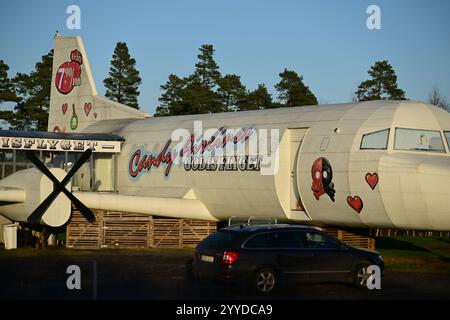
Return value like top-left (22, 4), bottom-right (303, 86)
top-left (55, 49), bottom-right (83, 94)
top-left (311, 157), bottom-right (336, 202)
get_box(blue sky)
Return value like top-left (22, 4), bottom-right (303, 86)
top-left (1, 0), bottom-right (449, 115)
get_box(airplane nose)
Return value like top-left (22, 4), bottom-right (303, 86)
top-left (379, 153), bottom-right (450, 231)
top-left (417, 157), bottom-right (450, 230)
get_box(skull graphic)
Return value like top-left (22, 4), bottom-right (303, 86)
top-left (311, 157), bottom-right (335, 202)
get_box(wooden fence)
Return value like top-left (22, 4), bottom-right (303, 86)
top-left (323, 228), bottom-right (376, 250)
top-left (67, 208), bottom-right (449, 250)
top-left (66, 209), bottom-right (216, 249)
top-left (373, 229), bottom-right (450, 237)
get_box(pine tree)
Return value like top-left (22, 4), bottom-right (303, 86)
top-left (217, 74), bottom-right (246, 111)
top-left (240, 84), bottom-right (273, 110)
top-left (275, 69), bottom-right (318, 107)
top-left (8, 50), bottom-right (53, 131)
top-left (0, 59), bottom-right (19, 128)
top-left (180, 78), bottom-right (222, 115)
top-left (156, 44), bottom-right (223, 116)
top-left (155, 74), bottom-right (186, 116)
top-left (356, 60), bottom-right (406, 101)
top-left (194, 44), bottom-right (221, 90)
top-left (0, 59), bottom-right (18, 103)
top-left (104, 42), bottom-right (142, 109)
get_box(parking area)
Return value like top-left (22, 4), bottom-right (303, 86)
top-left (0, 247), bottom-right (449, 300)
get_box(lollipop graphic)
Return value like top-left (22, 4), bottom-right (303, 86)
top-left (70, 104), bottom-right (78, 130)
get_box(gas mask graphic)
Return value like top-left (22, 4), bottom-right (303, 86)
top-left (311, 157), bottom-right (335, 202)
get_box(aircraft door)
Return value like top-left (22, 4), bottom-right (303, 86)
top-left (289, 128), bottom-right (309, 212)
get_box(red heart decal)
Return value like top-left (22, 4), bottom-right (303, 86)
top-left (94, 112), bottom-right (98, 119)
top-left (62, 103), bottom-right (68, 114)
top-left (84, 102), bottom-right (92, 117)
top-left (347, 196), bottom-right (363, 213)
top-left (365, 173), bottom-right (379, 190)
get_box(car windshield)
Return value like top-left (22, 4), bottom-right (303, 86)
top-left (395, 128), bottom-right (445, 152)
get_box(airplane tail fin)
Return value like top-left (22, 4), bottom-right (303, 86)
top-left (48, 35), bottom-right (148, 133)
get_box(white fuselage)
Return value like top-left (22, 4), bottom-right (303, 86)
top-left (83, 100), bottom-right (450, 231)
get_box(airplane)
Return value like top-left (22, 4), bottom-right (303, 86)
top-left (0, 34), bottom-right (449, 233)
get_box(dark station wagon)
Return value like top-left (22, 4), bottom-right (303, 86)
top-left (191, 225), bottom-right (384, 294)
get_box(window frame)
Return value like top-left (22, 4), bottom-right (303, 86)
top-left (394, 127), bottom-right (446, 153)
top-left (445, 131), bottom-right (450, 151)
top-left (360, 128), bottom-right (390, 150)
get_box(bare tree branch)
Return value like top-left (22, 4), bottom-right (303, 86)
top-left (429, 86), bottom-right (449, 111)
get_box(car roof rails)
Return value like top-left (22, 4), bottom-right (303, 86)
top-left (228, 216), bottom-right (278, 227)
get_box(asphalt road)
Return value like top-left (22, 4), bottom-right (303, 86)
top-left (1, 250), bottom-right (449, 300)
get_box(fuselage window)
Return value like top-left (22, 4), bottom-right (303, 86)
top-left (360, 129), bottom-right (389, 150)
top-left (395, 128), bottom-right (445, 152)
top-left (445, 131), bottom-right (450, 150)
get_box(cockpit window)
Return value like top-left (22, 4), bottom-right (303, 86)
top-left (445, 132), bottom-right (450, 150)
top-left (360, 129), bottom-right (389, 150)
top-left (395, 128), bottom-right (445, 152)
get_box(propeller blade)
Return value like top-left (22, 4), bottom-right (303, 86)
top-left (61, 188), bottom-right (95, 222)
top-left (26, 151), bottom-right (60, 185)
top-left (27, 189), bottom-right (61, 225)
top-left (60, 149), bottom-right (92, 186)
top-left (26, 149), bottom-right (95, 224)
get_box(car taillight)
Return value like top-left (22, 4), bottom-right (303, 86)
top-left (222, 251), bottom-right (239, 265)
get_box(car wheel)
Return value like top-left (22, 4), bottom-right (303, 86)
top-left (252, 268), bottom-right (277, 294)
top-left (352, 263), bottom-right (371, 289)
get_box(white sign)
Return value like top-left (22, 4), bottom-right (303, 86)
top-left (0, 136), bottom-right (121, 153)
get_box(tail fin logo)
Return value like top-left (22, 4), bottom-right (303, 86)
top-left (55, 49), bottom-right (83, 95)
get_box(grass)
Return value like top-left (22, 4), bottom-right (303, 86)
top-left (0, 246), bottom-right (194, 258)
top-left (1, 237), bottom-right (449, 274)
top-left (376, 237), bottom-right (450, 274)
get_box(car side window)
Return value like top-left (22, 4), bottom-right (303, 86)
top-left (244, 231), bottom-right (307, 249)
top-left (304, 232), bottom-right (339, 249)
top-left (273, 231), bottom-right (306, 248)
top-left (244, 233), bottom-right (275, 248)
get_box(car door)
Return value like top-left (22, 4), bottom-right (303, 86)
top-left (304, 231), bottom-right (354, 282)
top-left (271, 231), bottom-right (314, 284)
top-left (243, 231), bottom-right (313, 284)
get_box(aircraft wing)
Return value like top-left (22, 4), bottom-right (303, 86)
top-left (0, 186), bottom-right (25, 203)
top-left (73, 192), bottom-right (218, 221)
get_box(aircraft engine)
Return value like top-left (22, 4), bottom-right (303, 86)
top-left (0, 168), bottom-right (71, 227)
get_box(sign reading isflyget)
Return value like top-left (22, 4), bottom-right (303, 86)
top-left (0, 136), bottom-right (121, 153)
